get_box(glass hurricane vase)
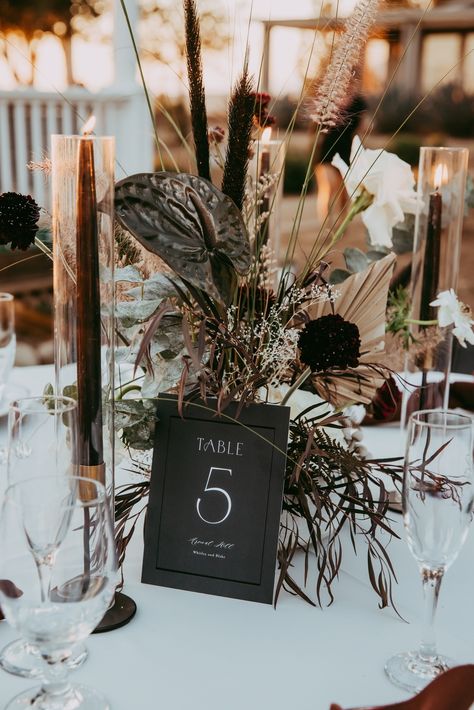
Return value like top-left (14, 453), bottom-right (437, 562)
top-left (401, 147), bottom-right (469, 425)
top-left (51, 132), bottom-right (115, 499)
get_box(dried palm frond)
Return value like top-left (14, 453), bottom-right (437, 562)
top-left (184, 0), bottom-right (210, 181)
top-left (307, 254), bottom-right (396, 408)
top-left (221, 65), bottom-right (255, 211)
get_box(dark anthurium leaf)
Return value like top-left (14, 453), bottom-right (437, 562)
top-left (210, 251), bottom-right (238, 306)
top-left (115, 172), bottom-right (251, 305)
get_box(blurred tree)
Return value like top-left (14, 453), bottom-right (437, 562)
top-left (0, 0), bottom-right (103, 85)
top-left (0, 0), bottom-right (230, 90)
top-left (140, 0), bottom-right (230, 83)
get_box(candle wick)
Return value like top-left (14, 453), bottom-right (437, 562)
top-left (81, 115), bottom-right (96, 137)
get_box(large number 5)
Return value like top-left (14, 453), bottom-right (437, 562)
top-left (196, 467), bottom-right (232, 525)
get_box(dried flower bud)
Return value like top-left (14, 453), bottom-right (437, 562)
top-left (208, 126), bottom-right (225, 144)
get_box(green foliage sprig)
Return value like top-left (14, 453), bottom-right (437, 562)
top-left (386, 286), bottom-right (412, 349)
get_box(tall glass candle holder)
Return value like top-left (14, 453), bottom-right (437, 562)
top-left (250, 129), bottom-right (286, 270)
top-left (401, 147), bottom-right (469, 425)
top-left (51, 127), bottom-right (115, 500)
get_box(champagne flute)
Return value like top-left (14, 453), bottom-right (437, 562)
top-left (0, 474), bottom-right (118, 710)
top-left (0, 292), bottom-right (15, 405)
top-left (0, 395), bottom-right (88, 678)
top-left (385, 409), bottom-right (474, 692)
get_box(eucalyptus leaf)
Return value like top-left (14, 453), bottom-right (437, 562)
top-left (115, 172), bottom-right (251, 305)
top-left (116, 299), bottom-right (163, 328)
top-left (126, 273), bottom-right (176, 301)
top-left (141, 358), bottom-right (185, 398)
top-left (329, 268), bottom-right (352, 284)
top-left (391, 213), bottom-right (415, 254)
top-left (392, 229), bottom-right (414, 254)
top-left (367, 250), bottom-right (389, 262)
top-left (63, 384), bottom-right (78, 401)
top-left (114, 265), bottom-right (143, 283)
top-left (150, 321), bottom-right (184, 358)
top-left (115, 399), bottom-right (158, 451)
top-left (115, 345), bottom-right (135, 364)
top-left (344, 247), bottom-right (369, 273)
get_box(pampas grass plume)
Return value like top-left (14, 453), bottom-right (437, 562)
top-left (309, 0), bottom-right (379, 130)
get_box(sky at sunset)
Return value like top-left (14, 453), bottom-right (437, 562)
top-left (0, 0), bottom-right (358, 97)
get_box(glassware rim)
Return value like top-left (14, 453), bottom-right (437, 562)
top-left (51, 133), bottom-right (115, 142)
top-left (419, 146), bottom-right (469, 154)
top-left (3, 474), bottom-right (107, 508)
top-left (0, 293), bottom-right (14, 302)
top-left (409, 408), bottom-right (473, 430)
top-left (9, 395), bottom-right (77, 415)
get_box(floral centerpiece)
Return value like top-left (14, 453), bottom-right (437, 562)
top-left (110, 0), bottom-right (420, 609)
top-left (4, 0), bottom-right (473, 609)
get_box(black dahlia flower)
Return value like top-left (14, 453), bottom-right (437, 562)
top-left (0, 192), bottom-right (40, 251)
top-left (298, 313), bottom-right (361, 372)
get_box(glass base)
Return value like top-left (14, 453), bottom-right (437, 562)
top-left (5, 683), bottom-right (109, 710)
top-left (0, 639), bottom-right (88, 679)
top-left (385, 650), bottom-right (453, 692)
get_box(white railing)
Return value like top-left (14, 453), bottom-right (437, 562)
top-left (0, 86), bottom-right (153, 209)
top-left (0, 0), bottom-right (154, 209)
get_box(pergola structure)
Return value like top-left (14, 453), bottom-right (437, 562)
top-left (260, 1), bottom-right (474, 95)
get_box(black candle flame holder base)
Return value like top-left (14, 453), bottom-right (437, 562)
top-left (93, 592), bottom-right (137, 633)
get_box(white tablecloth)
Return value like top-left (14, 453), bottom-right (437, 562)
top-left (0, 367), bottom-right (473, 710)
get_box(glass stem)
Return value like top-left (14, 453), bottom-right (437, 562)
top-left (419, 566), bottom-right (443, 661)
top-left (34, 557), bottom-right (54, 603)
top-left (40, 650), bottom-right (72, 698)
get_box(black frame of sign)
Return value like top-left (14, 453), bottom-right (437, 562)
top-left (141, 395), bottom-right (290, 604)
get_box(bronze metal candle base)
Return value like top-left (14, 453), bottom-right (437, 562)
top-left (75, 463), bottom-right (106, 501)
top-left (93, 592), bottom-right (137, 633)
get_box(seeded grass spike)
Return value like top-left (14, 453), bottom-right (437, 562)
top-left (222, 65), bottom-right (255, 211)
top-left (309, 0), bottom-right (379, 131)
top-left (184, 0), bottom-right (211, 181)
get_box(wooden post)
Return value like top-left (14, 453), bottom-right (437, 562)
top-left (261, 22), bottom-right (272, 93)
top-left (398, 23), bottom-right (421, 96)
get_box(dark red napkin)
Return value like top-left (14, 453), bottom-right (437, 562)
top-left (0, 579), bottom-right (22, 621)
top-left (330, 664), bottom-right (474, 709)
top-left (364, 379), bottom-right (474, 426)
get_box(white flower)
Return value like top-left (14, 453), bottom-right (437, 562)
top-left (430, 289), bottom-right (474, 348)
top-left (332, 135), bottom-right (419, 249)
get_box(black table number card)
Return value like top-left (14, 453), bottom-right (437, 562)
top-left (141, 395), bottom-right (290, 604)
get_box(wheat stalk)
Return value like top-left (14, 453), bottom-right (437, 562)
top-left (184, 0), bottom-right (211, 181)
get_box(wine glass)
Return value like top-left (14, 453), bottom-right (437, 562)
top-left (0, 395), bottom-right (88, 678)
top-left (385, 409), bottom-right (474, 692)
top-left (0, 474), bottom-right (118, 709)
top-left (0, 293), bottom-right (15, 405)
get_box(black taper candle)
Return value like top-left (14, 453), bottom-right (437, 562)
top-left (420, 189), bottom-right (442, 322)
top-left (418, 186), bottom-right (442, 411)
top-left (257, 137), bottom-right (271, 251)
top-left (76, 126), bottom-right (105, 483)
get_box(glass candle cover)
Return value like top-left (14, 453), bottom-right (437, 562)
top-left (51, 132), bottom-right (115, 500)
top-left (401, 147), bottom-right (469, 425)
